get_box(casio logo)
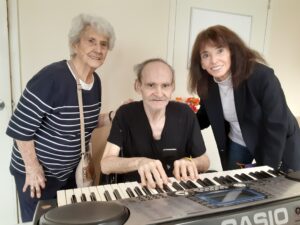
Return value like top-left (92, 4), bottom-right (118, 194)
top-left (221, 207), bottom-right (288, 225)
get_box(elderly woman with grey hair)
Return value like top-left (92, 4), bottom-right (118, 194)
top-left (6, 13), bottom-right (116, 222)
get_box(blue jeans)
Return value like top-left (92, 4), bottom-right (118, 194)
top-left (225, 140), bottom-right (254, 170)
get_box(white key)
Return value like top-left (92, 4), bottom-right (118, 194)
top-left (117, 183), bottom-right (130, 199)
top-left (97, 186), bottom-right (107, 201)
top-left (148, 186), bottom-right (159, 195)
top-left (73, 188), bottom-right (82, 203)
top-left (57, 190), bottom-right (67, 207)
top-left (65, 189), bottom-right (74, 205)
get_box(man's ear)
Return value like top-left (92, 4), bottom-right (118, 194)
top-left (134, 80), bottom-right (141, 93)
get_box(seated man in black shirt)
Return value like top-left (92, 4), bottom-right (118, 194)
top-left (101, 58), bottom-right (210, 189)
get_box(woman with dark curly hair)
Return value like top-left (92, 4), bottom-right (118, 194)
top-left (189, 25), bottom-right (300, 172)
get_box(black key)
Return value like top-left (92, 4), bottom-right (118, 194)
top-left (179, 181), bottom-right (190, 189)
top-left (81, 193), bottom-right (87, 202)
top-left (186, 180), bottom-right (198, 188)
top-left (249, 172), bottom-right (262, 179)
top-left (240, 173), bottom-right (254, 181)
top-left (90, 192), bottom-right (97, 201)
top-left (163, 184), bottom-right (172, 192)
top-left (259, 170), bottom-right (273, 178)
top-left (142, 187), bottom-right (152, 196)
top-left (71, 194), bottom-right (77, 204)
top-left (104, 190), bottom-right (112, 201)
top-left (225, 175), bottom-right (239, 183)
top-left (196, 178), bottom-right (208, 187)
top-left (234, 174), bottom-right (247, 182)
top-left (155, 187), bottom-right (164, 194)
top-left (213, 177), bottom-right (226, 185)
top-left (203, 178), bottom-right (215, 186)
top-left (221, 175), bottom-right (234, 184)
top-left (268, 169), bottom-right (278, 176)
top-left (113, 189), bottom-right (122, 200)
top-left (172, 182), bottom-right (184, 191)
top-left (134, 186), bottom-right (144, 197)
top-left (126, 187), bottom-right (135, 198)
top-left (256, 171), bottom-right (270, 179)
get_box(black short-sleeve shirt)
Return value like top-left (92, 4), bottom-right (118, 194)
top-left (108, 101), bottom-right (206, 182)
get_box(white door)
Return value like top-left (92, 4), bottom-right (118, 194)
top-left (0, 0), bottom-right (18, 224)
top-left (168, 0), bottom-right (270, 171)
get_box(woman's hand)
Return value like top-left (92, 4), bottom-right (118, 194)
top-left (173, 157), bottom-right (198, 181)
top-left (137, 158), bottom-right (169, 189)
top-left (23, 163), bottom-right (46, 198)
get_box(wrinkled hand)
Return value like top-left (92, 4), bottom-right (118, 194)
top-left (137, 158), bottom-right (169, 189)
top-left (23, 163), bottom-right (46, 198)
top-left (173, 157), bottom-right (198, 181)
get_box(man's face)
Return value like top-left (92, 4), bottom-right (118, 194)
top-left (136, 61), bottom-right (174, 112)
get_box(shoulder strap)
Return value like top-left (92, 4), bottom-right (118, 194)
top-left (68, 60), bottom-right (86, 155)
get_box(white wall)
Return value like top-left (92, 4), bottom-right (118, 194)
top-left (265, 0), bottom-right (300, 117)
top-left (16, 0), bottom-right (171, 112)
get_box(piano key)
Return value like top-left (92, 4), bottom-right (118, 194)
top-left (126, 187), bottom-right (136, 198)
top-left (57, 190), bottom-right (67, 207)
top-left (163, 184), bottom-right (172, 192)
top-left (179, 181), bottom-right (191, 189)
top-left (142, 187), bottom-right (152, 196)
top-left (259, 170), bottom-right (275, 178)
top-left (203, 178), bottom-right (217, 186)
top-left (81, 187), bottom-right (92, 202)
top-left (185, 180), bottom-right (198, 189)
top-left (65, 189), bottom-right (74, 205)
top-left (124, 182), bottom-right (138, 197)
top-left (113, 189), bottom-right (122, 200)
top-left (111, 184), bottom-right (126, 199)
top-left (116, 183), bottom-right (130, 199)
top-left (196, 178), bottom-right (208, 187)
top-left (172, 181), bottom-right (184, 191)
top-left (97, 186), bottom-right (107, 201)
top-left (71, 194), bottom-right (77, 204)
top-left (103, 185), bottom-right (117, 201)
top-left (88, 186), bottom-right (102, 201)
top-left (213, 176), bottom-right (227, 185)
top-left (169, 177), bottom-right (183, 190)
top-left (90, 192), bottom-right (97, 201)
top-left (73, 188), bottom-right (82, 203)
top-left (104, 190), bottom-right (112, 201)
top-left (155, 187), bottom-right (164, 194)
top-left (148, 187), bottom-right (159, 195)
top-left (81, 193), bottom-right (87, 202)
top-left (225, 175), bottom-right (239, 183)
top-left (134, 186), bottom-right (144, 197)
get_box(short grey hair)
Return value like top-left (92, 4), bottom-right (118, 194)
top-left (68, 13), bottom-right (116, 57)
top-left (134, 58), bottom-right (175, 84)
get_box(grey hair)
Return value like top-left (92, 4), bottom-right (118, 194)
top-left (68, 13), bottom-right (116, 57)
top-left (134, 58), bottom-right (175, 85)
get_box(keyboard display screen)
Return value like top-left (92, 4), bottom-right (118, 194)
top-left (194, 188), bottom-right (266, 207)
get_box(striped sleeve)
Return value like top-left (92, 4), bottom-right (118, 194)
top-left (6, 69), bottom-right (55, 140)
